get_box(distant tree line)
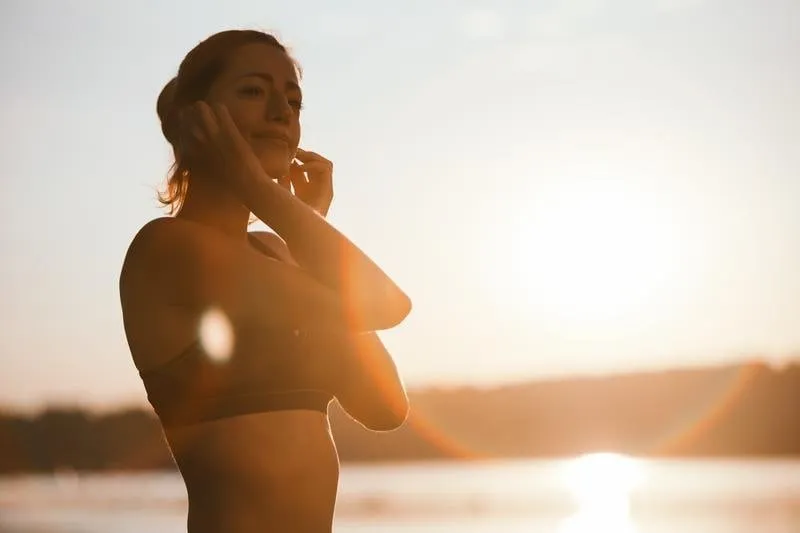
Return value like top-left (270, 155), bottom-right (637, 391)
top-left (1, 362), bottom-right (798, 474)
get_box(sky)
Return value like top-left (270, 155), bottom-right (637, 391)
top-left (1, 0), bottom-right (799, 410)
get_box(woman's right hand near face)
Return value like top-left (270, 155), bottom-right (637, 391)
top-left (179, 101), bottom-right (274, 198)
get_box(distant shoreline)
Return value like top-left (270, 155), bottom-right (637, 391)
top-left (3, 455), bottom-right (800, 481)
top-left (1, 361), bottom-right (798, 475)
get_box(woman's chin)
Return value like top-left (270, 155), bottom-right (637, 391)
top-left (252, 142), bottom-right (292, 179)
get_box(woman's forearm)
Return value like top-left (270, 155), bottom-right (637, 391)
top-left (241, 173), bottom-right (411, 328)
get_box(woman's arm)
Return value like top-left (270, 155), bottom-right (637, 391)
top-left (312, 330), bottom-right (409, 431)
top-left (242, 175), bottom-right (409, 329)
top-left (193, 102), bottom-right (411, 330)
top-left (249, 232), bottom-right (408, 430)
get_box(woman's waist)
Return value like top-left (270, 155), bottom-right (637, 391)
top-left (176, 421), bottom-right (339, 533)
top-left (167, 410), bottom-right (339, 481)
top-left (184, 471), bottom-right (337, 533)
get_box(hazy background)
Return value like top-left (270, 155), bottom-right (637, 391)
top-left (1, 0), bottom-right (799, 410)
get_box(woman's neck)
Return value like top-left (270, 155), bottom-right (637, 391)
top-left (176, 180), bottom-right (251, 241)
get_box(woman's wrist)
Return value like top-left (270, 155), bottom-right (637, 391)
top-left (240, 167), bottom-right (313, 235)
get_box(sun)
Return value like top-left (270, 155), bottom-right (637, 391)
top-left (505, 181), bottom-right (683, 325)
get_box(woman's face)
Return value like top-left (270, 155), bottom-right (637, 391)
top-left (206, 42), bottom-right (302, 180)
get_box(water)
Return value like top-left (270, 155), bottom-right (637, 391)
top-left (1, 456), bottom-right (798, 532)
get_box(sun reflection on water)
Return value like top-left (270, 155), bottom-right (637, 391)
top-left (559, 452), bottom-right (644, 533)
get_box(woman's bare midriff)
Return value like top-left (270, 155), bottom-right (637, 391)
top-left (165, 410), bottom-right (340, 533)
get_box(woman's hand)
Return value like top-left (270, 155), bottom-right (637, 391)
top-left (288, 149), bottom-right (334, 217)
top-left (179, 101), bottom-right (270, 196)
top-left (181, 102), bottom-right (334, 217)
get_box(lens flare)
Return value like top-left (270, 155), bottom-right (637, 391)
top-left (198, 307), bottom-right (234, 363)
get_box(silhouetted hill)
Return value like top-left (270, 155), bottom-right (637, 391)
top-left (1, 362), bottom-right (798, 474)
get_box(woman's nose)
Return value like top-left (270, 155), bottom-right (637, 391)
top-left (265, 88), bottom-right (291, 123)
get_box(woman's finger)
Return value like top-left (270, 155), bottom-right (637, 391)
top-left (294, 147), bottom-right (312, 160)
top-left (298, 161), bottom-right (332, 181)
top-left (210, 102), bottom-right (249, 150)
top-left (195, 101), bottom-right (221, 139)
top-left (181, 111), bottom-right (207, 142)
top-left (178, 107), bottom-right (207, 158)
top-left (295, 148), bottom-right (331, 167)
top-left (289, 161), bottom-right (308, 188)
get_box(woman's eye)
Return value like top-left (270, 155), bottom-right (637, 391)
top-left (239, 85), bottom-right (265, 97)
top-left (289, 100), bottom-right (304, 111)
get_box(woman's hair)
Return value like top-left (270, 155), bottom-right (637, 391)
top-left (156, 29), bottom-right (300, 214)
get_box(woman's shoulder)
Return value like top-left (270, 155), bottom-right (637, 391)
top-left (127, 216), bottom-right (182, 248)
top-left (120, 217), bottom-right (205, 282)
top-left (126, 217), bottom-right (214, 257)
top-left (134, 215), bottom-right (197, 240)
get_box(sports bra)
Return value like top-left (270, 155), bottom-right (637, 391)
top-left (139, 233), bottom-right (334, 428)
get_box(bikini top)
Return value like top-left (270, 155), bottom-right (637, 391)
top-left (139, 233), bottom-right (333, 428)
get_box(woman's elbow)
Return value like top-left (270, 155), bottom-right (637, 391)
top-left (351, 390), bottom-right (409, 432)
top-left (393, 292), bottom-right (412, 324)
top-left (372, 291), bottom-right (412, 331)
top-left (363, 401), bottom-right (409, 432)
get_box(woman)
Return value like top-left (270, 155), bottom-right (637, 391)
top-left (118, 30), bottom-right (411, 532)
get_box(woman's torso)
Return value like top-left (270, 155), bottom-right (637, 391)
top-left (119, 219), bottom-right (341, 532)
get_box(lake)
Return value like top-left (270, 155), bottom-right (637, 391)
top-left (1, 456), bottom-right (798, 532)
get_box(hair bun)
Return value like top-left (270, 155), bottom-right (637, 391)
top-left (157, 77), bottom-right (180, 144)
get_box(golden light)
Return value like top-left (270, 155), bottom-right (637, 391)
top-left (559, 452), bottom-right (644, 533)
top-left (506, 181), bottom-right (684, 325)
top-left (198, 307), bottom-right (234, 363)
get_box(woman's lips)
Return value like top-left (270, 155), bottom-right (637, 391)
top-left (252, 131), bottom-right (291, 145)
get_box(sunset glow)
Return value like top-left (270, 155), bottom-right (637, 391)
top-left (506, 181), bottom-right (685, 326)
